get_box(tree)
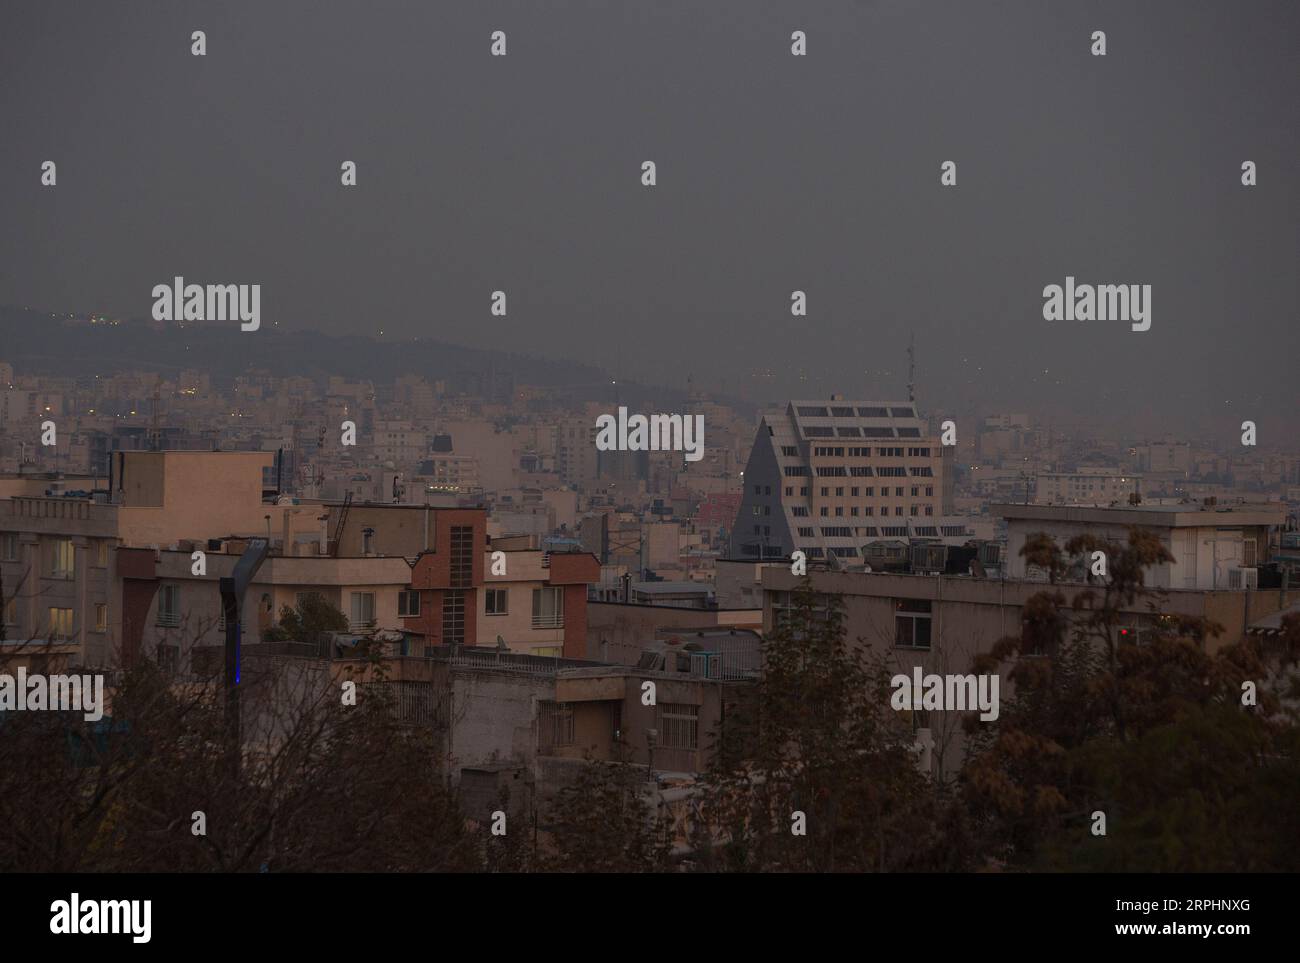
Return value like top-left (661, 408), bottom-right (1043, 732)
top-left (540, 743), bottom-right (673, 873)
top-left (261, 593), bottom-right (348, 648)
top-left (0, 642), bottom-right (476, 872)
top-left (699, 577), bottom-right (941, 872)
top-left (961, 526), bottom-right (1300, 870)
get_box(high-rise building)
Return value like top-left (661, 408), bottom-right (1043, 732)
top-left (729, 399), bottom-right (954, 562)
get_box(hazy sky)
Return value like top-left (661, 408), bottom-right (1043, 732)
top-left (2, 1), bottom-right (1296, 439)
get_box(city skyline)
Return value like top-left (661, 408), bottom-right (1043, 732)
top-left (3, 1), bottom-right (1296, 432)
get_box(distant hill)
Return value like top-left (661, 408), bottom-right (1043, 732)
top-left (0, 304), bottom-right (605, 387)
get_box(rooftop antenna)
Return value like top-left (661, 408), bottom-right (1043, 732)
top-left (907, 334), bottom-right (916, 404)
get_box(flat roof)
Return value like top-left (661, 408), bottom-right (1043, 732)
top-left (992, 503), bottom-right (1285, 528)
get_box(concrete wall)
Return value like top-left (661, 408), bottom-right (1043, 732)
top-left (448, 669), bottom-right (552, 778)
top-left (586, 600), bottom-right (761, 664)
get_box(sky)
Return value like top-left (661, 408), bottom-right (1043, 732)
top-left (1, 1), bottom-right (1296, 440)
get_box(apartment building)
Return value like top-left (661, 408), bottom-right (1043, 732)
top-left (1033, 467), bottom-right (1141, 506)
top-left (996, 501), bottom-right (1283, 590)
top-left (129, 515), bottom-right (601, 670)
top-left (729, 398), bottom-right (955, 563)
top-left (0, 450), bottom-right (275, 669)
top-left (761, 556), bottom-right (1295, 780)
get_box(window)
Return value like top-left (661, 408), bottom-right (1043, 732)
top-left (780, 446), bottom-right (799, 457)
top-left (485, 588), bottom-right (508, 614)
top-left (94, 603), bottom-right (108, 633)
top-left (659, 703), bottom-right (699, 749)
top-left (449, 525), bottom-right (474, 588)
top-left (157, 585), bottom-right (180, 627)
top-left (1, 532), bottom-right (18, 561)
top-left (791, 506), bottom-right (808, 517)
top-left (798, 527), bottom-right (815, 537)
top-left (442, 590), bottom-right (466, 644)
top-left (95, 542), bottom-right (109, 567)
top-left (895, 599), bottom-right (932, 649)
top-left (3, 596), bottom-right (16, 627)
top-left (754, 485), bottom-right (761, 495)
top-left (49, 539), bottom-right (75, 579)
top-left (350, 592), bottom-right (376, 631)
top-left (784, 486), bottom-right (793, 497)
top-left (538, 700), bottom-right (575, 748)
top-left (48, 606), bottom-right (74, 641)
top-left (398, 590), bottom-right (421, 617)
top-left (532, 586), bottom-right (564, 628)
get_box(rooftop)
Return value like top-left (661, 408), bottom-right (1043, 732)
top-left (993, 502), bottom-right (1285, 528)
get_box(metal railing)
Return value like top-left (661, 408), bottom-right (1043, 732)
top-left (425, 646), bottom-right (589, 676)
